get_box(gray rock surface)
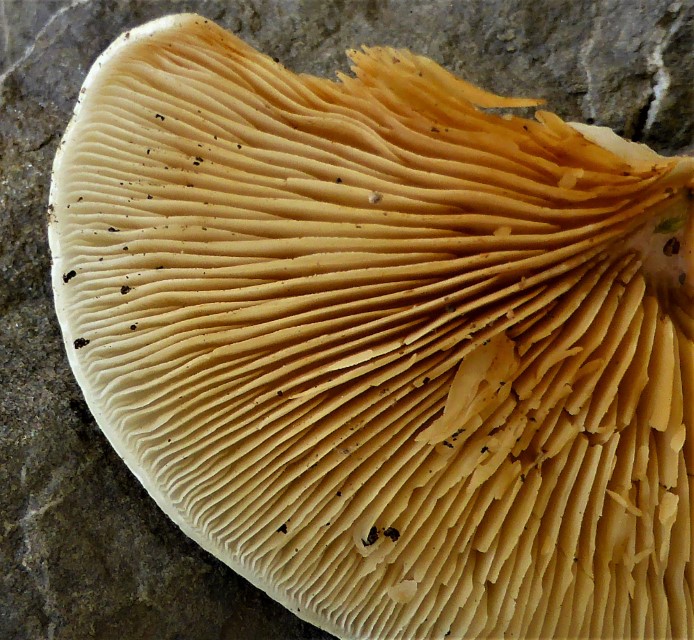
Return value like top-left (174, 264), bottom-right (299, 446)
top-left (0, 0), bottom-right (691, 638)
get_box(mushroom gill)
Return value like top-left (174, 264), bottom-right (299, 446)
top-left (48, 14), bottom-right (694, 640)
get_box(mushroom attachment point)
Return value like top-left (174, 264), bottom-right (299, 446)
top-left (48, 14), bottom-right (694, 640)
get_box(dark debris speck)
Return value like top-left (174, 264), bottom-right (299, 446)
top-left (384, 527), bottom-right (400, 542)
top-left (663, 237), bottom-right (680, 256)
top-left (361, 526), bottom-right (379, 547)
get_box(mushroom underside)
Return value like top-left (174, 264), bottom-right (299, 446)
top-left (49, 14), bottom-right (694, 640)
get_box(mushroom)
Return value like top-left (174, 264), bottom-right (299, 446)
top-left (48, 13), bottom-right (694, 640)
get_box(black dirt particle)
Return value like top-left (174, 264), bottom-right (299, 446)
top-left (663, 237), bottom-right (680, 256)
top-left (442, 440), bottom-right (454, 449)
top-left (130, 324), bottom-right (137, 331)
top-left (335, 177), bottom-right (343, 183)
top-left (147, 194), bottom-right (153, 200)
top-left (107, 227), bottom-right (119, 232)
top-left (120, 285), bottom-right (131, 295)
top-left (155, 113), bottom-right (165, 121)
top-left (384, 527), bottom-right (400, 542)
top-left (362, 526), bottom-right (379, 547)
top-left (481, 445), bottom-right (489, 453)
top-left (679, 272), bottom-right (687, 285)
top-left (74, 337), bottom-right (90, 349)
top-left (277, 523), bottom-right (288, 534)
top-left (336, 491), bottom-right (342, 497)
top-left (62, 270), bottom-right (77, 283)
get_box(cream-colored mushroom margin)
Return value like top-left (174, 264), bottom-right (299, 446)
top-left (49, 13), bottom-right (694, 640)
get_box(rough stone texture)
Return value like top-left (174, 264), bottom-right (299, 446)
top-left (0, 0), bottom-right (691, 638)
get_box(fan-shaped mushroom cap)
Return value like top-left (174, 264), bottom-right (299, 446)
top-left (49, 14), bottom-right (694, 640)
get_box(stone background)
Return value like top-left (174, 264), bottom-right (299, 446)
top-left (0, 1), bottom-right (692, 639)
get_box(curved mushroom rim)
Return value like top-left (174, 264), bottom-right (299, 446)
top-left (48, 13), bottom-right (340, 636)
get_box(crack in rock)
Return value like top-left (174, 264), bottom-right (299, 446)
top-left (643, 2), bottom-right (685, 135)
top-left (0, 0), bottom-right (91, 88)
top-left (578, 0), bottom-right (600, 123)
